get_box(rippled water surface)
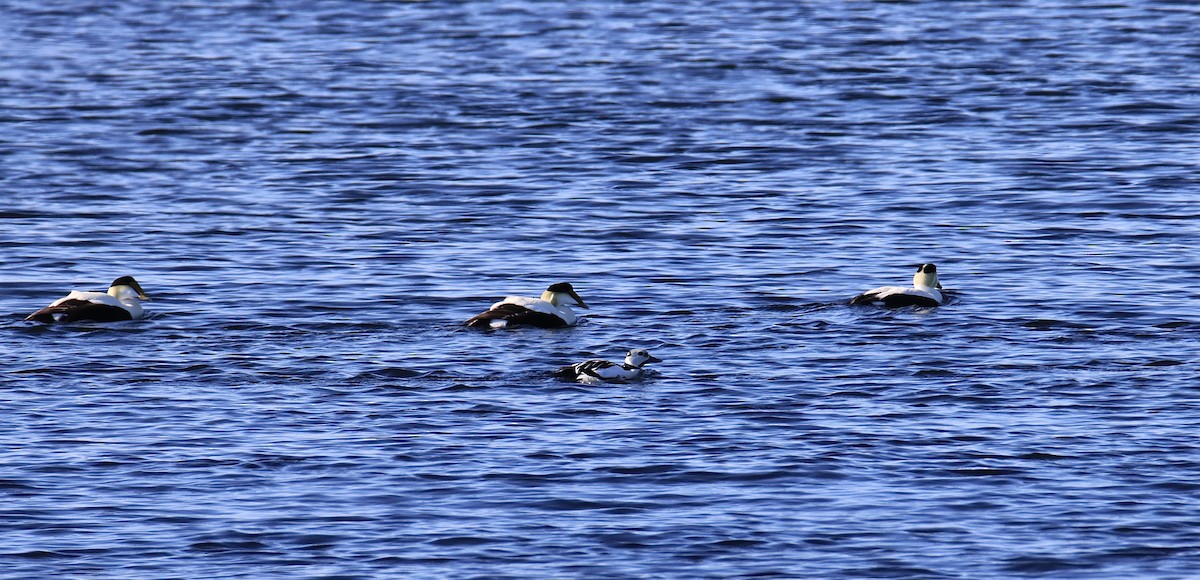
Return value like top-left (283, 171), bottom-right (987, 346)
top-left (2, 1), bottom-right (1199, 578)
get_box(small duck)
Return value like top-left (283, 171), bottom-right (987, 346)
top-left (558, 348), bottom-right (663, 384)
top-left (465, 282), bottom-right (589, 329)
top-left (850, 263), bottom-right (944, 308)
top-left (26, 275), bottom-right (151, 323)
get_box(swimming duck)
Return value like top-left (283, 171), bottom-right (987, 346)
top-left (850, 263), bottom-right (944, 308)
top-left (26, 275), bottom-right (151, 323)
top-left (558, 348), bottom-right (663, 384)
top-left (465, 282), bottom-right (589, 329)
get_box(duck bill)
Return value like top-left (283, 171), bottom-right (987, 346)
top-left (646, 355), bottom-right (663, 364)
top-left (569, 289), bottom-right (589, 309)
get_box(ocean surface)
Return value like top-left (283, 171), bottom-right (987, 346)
top-left (2, 1), bottom-right (1199, 578)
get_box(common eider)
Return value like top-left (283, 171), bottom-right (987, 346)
top-left (465, 282), bottom-right (588, 329)
top-left (26, 276), bottom-right (151, 323)
top-left (557, 348), bottom-right (662, 384)
top-left (850, 264), bottom-right (944, 308)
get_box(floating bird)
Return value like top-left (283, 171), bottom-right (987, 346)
top-left (25, 276), bottom-right (151, 323)
top-left (465, 282), bottom-right (589, 329)
top-left (557, 348), bottom-right (662, 384)
top-left (850, 263), bottom-right (944, 308)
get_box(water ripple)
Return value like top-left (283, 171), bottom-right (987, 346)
top-left (2, 0), bottom-right (1200, 578)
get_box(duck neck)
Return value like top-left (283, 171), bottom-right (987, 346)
top-left (109, 285), bottom-right (138, 302)
top-left (542, 290), bottom-right (575, 311)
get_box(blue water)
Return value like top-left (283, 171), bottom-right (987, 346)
top-left (3, 1), bottom-right (1199, 578)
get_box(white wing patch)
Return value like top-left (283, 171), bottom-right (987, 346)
top-left (494, 296), bottom-right (559, 316)
top-left (49, 291), bottom-right (122, 308)
top-left (491, 295), bottom-right (576, 325)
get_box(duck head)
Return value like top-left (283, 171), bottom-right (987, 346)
top-left (542, 282), bottom-right (588, 309)
top-left (109, 275), bottom-right (150, 301)
top-left (625, 349), bottom-right (662, 368)
top-left (913, 264), bottom-right (941, 290)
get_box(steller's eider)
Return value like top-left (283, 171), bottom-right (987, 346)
top-left (557, 348), bottom-right (662, 384)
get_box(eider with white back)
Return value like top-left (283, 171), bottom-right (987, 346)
top-left (850, 264), bottom-right (944, 308)
top-left (465, 282), bottom-right (589, 329)
top-left (26, 276), bottom-right (151, 323)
